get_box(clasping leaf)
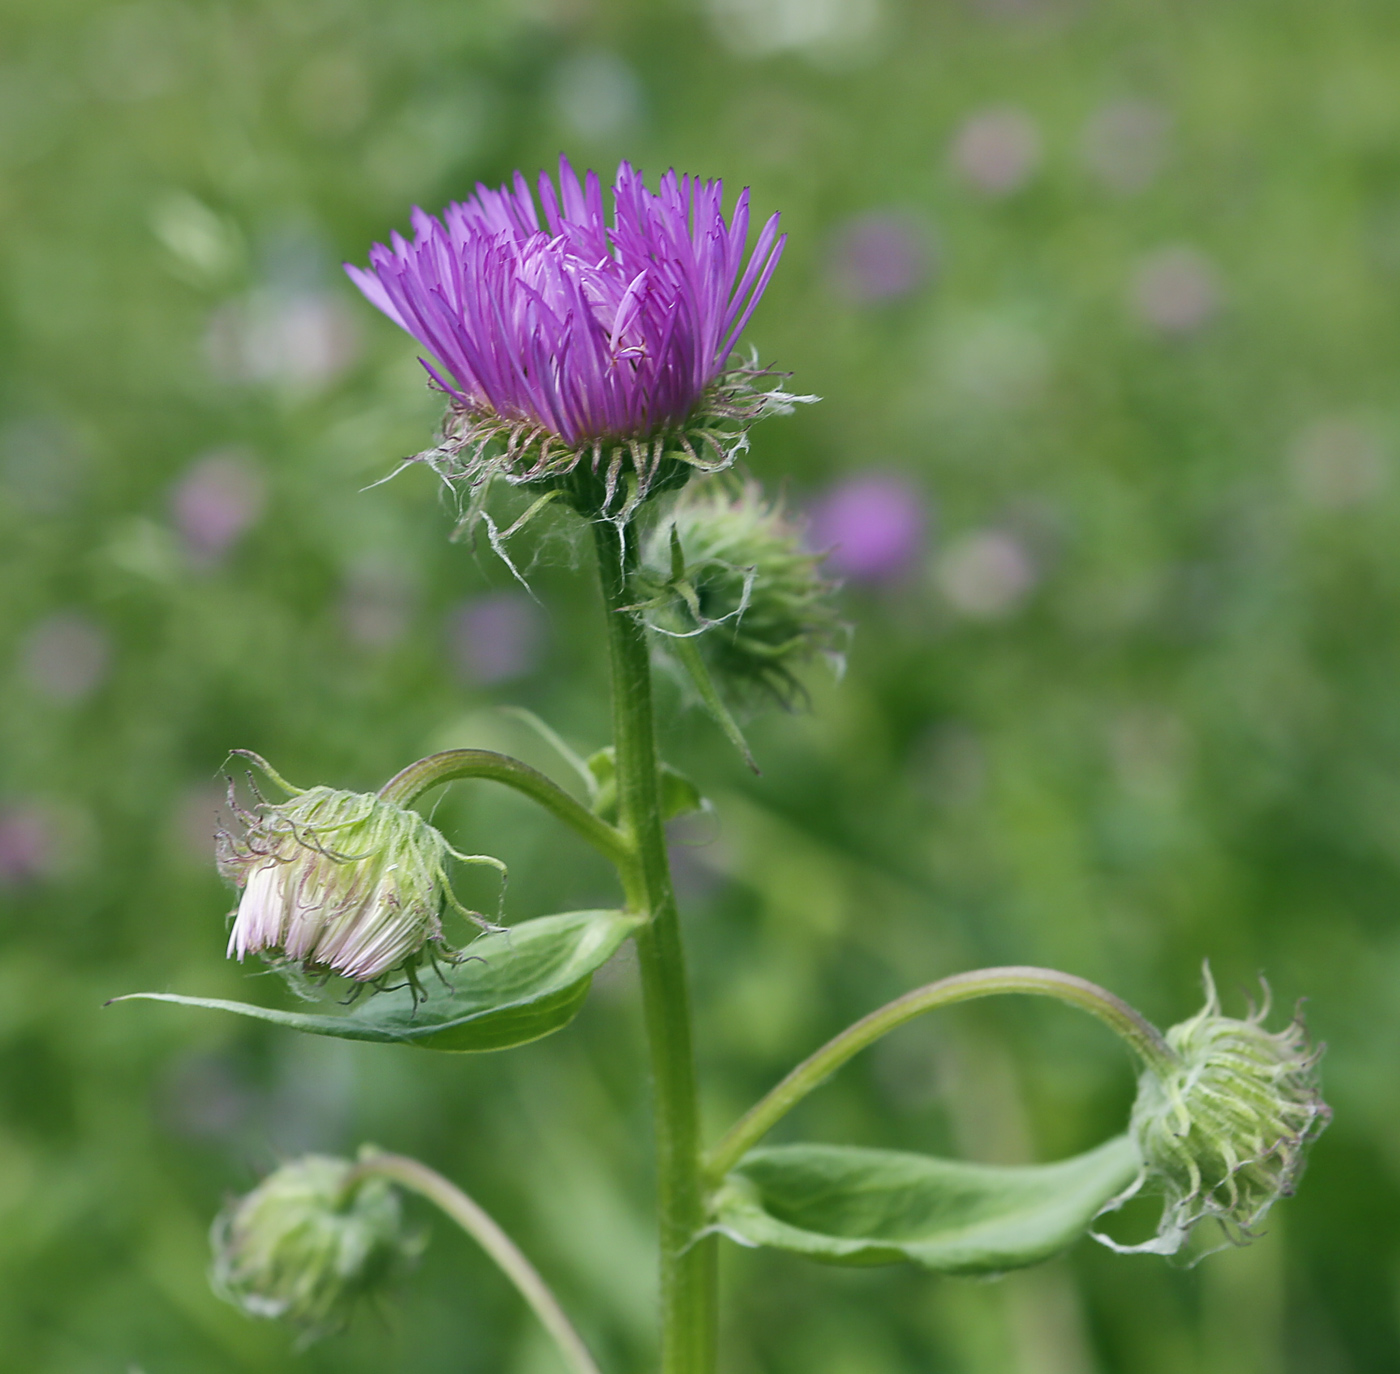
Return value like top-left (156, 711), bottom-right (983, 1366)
top-left (116, 909), bottom-right (641, 1053)
top-left (712, 1135), bottom-right (1141, 1275)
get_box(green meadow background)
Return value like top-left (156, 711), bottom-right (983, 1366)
top-left (2, 0), bottom-right (1398, 1369)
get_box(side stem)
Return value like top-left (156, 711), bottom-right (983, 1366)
top-left (705, 965), bottom-right (1179, 1181)
top-left (353, 1151), bottom-right (601, 1374)
top-left (378, 748), bottom-right (636, 877)
top-left (592, 519), bottom-right (715, 1374)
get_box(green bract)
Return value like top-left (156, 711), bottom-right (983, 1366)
top-left (1109, 970), bottom-right (1330, 1255)
top-left (211, 1154), bottom-right (417, 1337)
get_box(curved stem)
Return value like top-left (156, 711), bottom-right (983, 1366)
top-left (378, 748), bottom-right (637, 878)
top-left (353, 1151), bottom-right (603, 1374)
top-left (705, 966), bottom-right (1178, 1182)
top-left (593, 520), bottom-right (714, 1374)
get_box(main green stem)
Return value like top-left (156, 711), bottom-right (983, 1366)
top-left (593, 519), bottom-right (716, 1374)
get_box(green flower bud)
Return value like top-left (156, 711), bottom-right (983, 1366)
top-left (1109, 969), bottom-right (1330, 1256)
top-left (218, 754), bottom-right (497, 986)
top-left (641, 480), bottom-right (845, 706)
top-left (210, 1153), bottom-right (417, 1337)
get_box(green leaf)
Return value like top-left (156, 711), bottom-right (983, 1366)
top-left (585, 747), bottom-right (706, 824)
top-left (712, 1135), bottom-right (1141, 1275)
top-left (115, 909), bottom-right (641, 1053)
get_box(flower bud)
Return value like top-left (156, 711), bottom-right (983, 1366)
top-left (211, 1153), bottom-right (415, 1336)
top-left (218, 758), bottom-right (488, 985)
top-left (643, 481), bottom-right (845, 706)
top-left (1113, 969), bottom-right (1330, 1255)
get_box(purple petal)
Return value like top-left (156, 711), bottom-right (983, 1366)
top-left (344, 159), bottom-right (788, 443)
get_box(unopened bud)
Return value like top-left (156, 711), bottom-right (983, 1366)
top-left (218, 756), bottom-right (495, 985)
top-left (211, 1153), bottom-right (416, 1336)
top-left (643, 481), bottom-right (845, 705)
top-left (1109, 969), bottom-right (1330, 1256)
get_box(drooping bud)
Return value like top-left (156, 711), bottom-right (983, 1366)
top-left (217, 755), bottom-right (497, 986)
top-left (211, 1153), bottom-right (416, 1337)
top-left (1105, 968), bottom-right (1330, 1256)
top-left (641, 480), bottom-right (845, 707)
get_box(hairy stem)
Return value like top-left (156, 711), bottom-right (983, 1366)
top-left (706, 965), bottom-right (1178, 1181)
top-left (593, 519), bottom-right (715, 1374)
top-left (378, 747), bottom-right (636, 877)
top-left (352, 1151), bottom-right (601, 1374)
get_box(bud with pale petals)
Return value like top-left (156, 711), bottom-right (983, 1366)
top-left (217, 755), bottom-right (497, 988)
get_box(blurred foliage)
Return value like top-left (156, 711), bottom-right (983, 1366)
top-left (1, 0), bottom-right (1398, 1369)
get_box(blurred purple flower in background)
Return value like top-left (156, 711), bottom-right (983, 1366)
top-left (172, 782), bottom-right (238, 866)
top-left (1080, 99), bottom-right (1172, 194)
top-left (809, 473), bottom-right (927, 581)
top-left (0, 804), bottom-right (51, 886)
top-left (1289, 415), bottom-right (1389, 509)
top-left (826, 212), bottom-right (931, 304)
top-left (170, 448), bottom-right (266, 565)
top-left (950, 107), bottom-right (1042, 197)
top-left (20, 612), bottom-right (111, 702)
top-left (205, 290), bottom-right (360, 390)
top-left (340, 556), bottom-right (417, 649)
top-left (935, 529), bottom-right (1038, 619)
top-left (346, 157), bottom-right (785, 448)
top-left (447, 593), bottom-right (546, 685)
top-left (159, 1049), bottom-right (257, 1144)
top-left (1129, 246), bottom-right (1221, 336)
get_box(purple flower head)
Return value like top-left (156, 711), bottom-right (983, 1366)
top-left (827, 213), bottom-right (929, 304)
top-left (346, 158), bottom-right (807, 518)
top-left (447, 592), bottom-right (545, 685)
top-left (0, 804), bottom-right (52, 886)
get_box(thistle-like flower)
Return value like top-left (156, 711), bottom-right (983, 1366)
top-left (218, 754), bottom-right (497, 988)
top-left (211, 1153), bottom-right (416, 1337)
top-left (345, 158), bottom-right (804, 519)
top-left (1105, 968), bottom-right (1330, 1256)
top-left (640, 480), bottom-right (845, 708)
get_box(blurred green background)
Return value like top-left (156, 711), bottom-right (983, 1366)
top-left (2, 0), bottom-right (1398, 1369)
